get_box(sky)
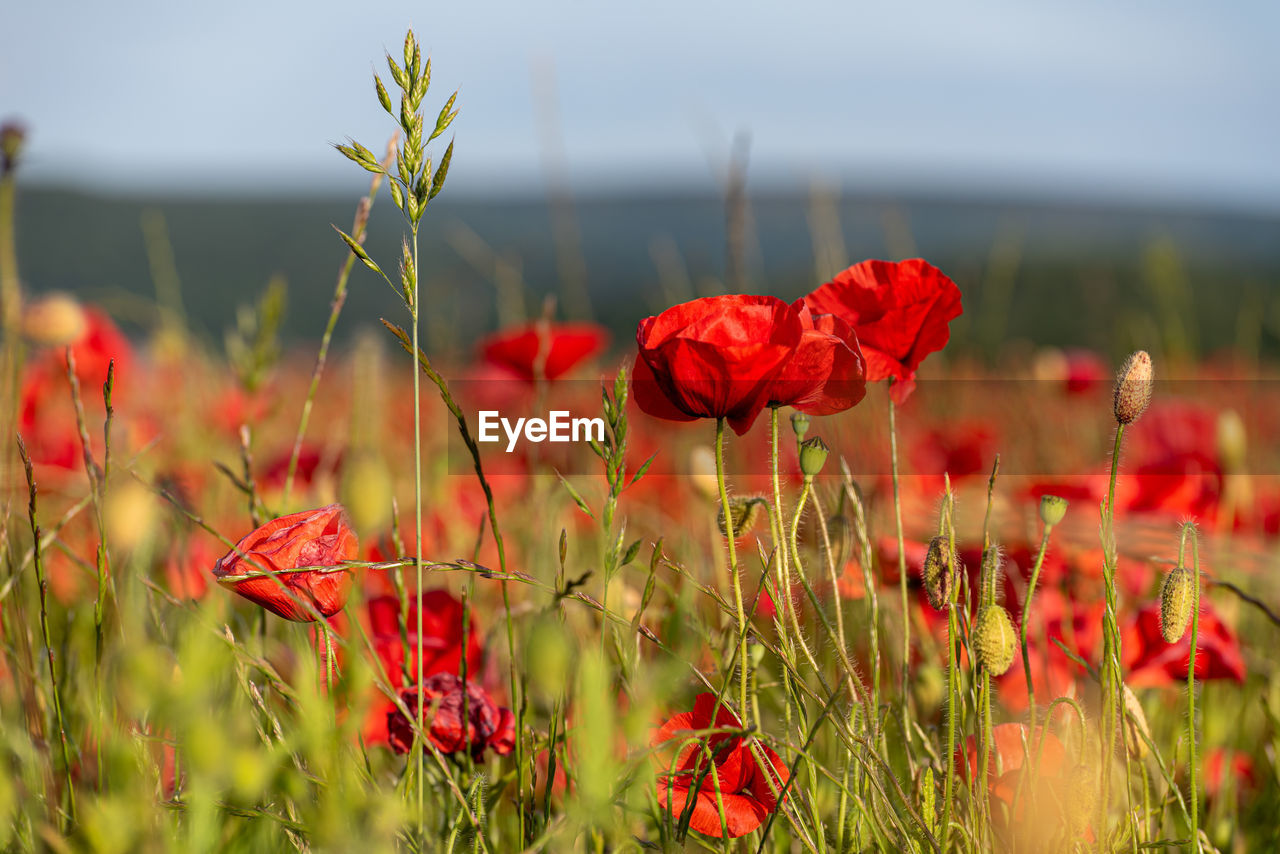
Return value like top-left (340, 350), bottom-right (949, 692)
top-left (3, 1), bottom-right (1279, 206)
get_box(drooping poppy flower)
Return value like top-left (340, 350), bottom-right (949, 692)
top-left (386, 673), bottom-right (515, 759)
top-left (212, 504), bottom-right (357, 622)
top-left (804, 259), bottom-right (962, 404)
top-left (764, 301), bottom-right (866, 414)
top-left (651, 693), bottom-right (789, 838)
top-left (1122, 601), bottom-right (1245, 688)
top-left (479, 321), bottom-right (610, 383)
top-left (632, 295), bottom-right (803, 435)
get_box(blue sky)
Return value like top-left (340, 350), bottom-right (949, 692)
top-left (3, 1), bottom-right (1278, 205)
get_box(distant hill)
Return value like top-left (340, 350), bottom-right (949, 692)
top-left (12, 185), bottom-right (1280, 362)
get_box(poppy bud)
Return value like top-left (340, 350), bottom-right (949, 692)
top-left (1065, 764), bottom-right (1097, 836)
top-left (1113, 350), bottom-right (1153, 425)
top-left (972, 605), bottom-right (1016, 675)
top-left (689, 445), bottom-right (719, 502)
top-left (923, 536), bottom-right (957, 611)
top-left (823, 514), bottom-right (852, 571)
top-left (1217, 409), bottom-right (1246, 473)
top-left (799, 437), bottom-right (829, 480)
top-left (1039, 494), bottom-right (1068, 528)
top-left (1122, 685), bottom-right (1150, 759)
top-left (790, 410), bottom-right (811, 442)
top-left (717, 497), bottom-right (765, 540)
top-left (22, 293), bottom-right (88, 347)
top-left (1159, 565), bottom-right (1194, 643)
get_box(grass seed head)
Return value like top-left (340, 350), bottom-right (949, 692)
top-left (1113, 350), bottom-right (1153, 425)
top-left (823, 514), bottom-right (852, 571)
top-left (1159, 565), bottom-right (1194, 643)
top-left (972, 605), bottom-right (1016, 675)
top-left (1122, 685), bottom-right (1150, 759)
top-left (923, 535), bottom-right (957, 611)
top-left (1065, 764), bottom-right (1098, 836)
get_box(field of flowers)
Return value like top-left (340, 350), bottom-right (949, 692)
top-left (3, 32), bottom-right (1279, 853)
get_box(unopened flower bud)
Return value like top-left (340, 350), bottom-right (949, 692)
top-left (1159, 565), bottom-right (1194, 643)
top-left (972, 605), bottom-right (1016, 675)
top-left (717, 497), bottom-right (765, 540)
top-left (799, 437), bottom-right (829, 480)
top-left (1122, 685), bottom-right (1150, 759)
top-left (1217, 409), bottom-right (1246, 473)
top-left (790, 411), bottom-right (811, 442)
top-left (22, 293), bottom-right (88, 347)
top-left (923, 536), bottom-right (957, 611)
top-left (1039, 494), bottom-right (1068, 528)
top-left (1113, 350), bottom-right (1153, 425)
top-left (1065, 764), bottom-right (1098, 837)
top-left (689, 446), bottom-right (718, 502)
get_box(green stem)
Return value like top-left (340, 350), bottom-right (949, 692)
top-left (714, 418), bottom-right (749, 721)
top-left (1020, 523), bottom-right (1054, 732)
top-left (940, 487), bottom-right (958, 854)
top-left (1184, 524), bottom-right (1201, 853)
top-left (1099, 424), bottom-right (1126, 844)
top-left (888, 389), bottom-right (912, 757)
top-left (410, 225), bottom-right (425, 841)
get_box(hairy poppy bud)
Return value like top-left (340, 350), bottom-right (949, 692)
top-left (1065, 764), bottom-right (1097, 836)
top-left (923, 536), bottom-right (957, 611)
top-left (799, 437), bottom-right (829, 480)
top-left (1039, 494), bottom-right (1068, 528)
top-left (1159, 565), bottom-right (1194, 643)
top-left (823, 514), bottom-right (852, 571)
top-left (717, 497), bottom-right (765, 540)
top-left (790, 410), bottom-right (811, 442)
top-left (1113, 350), bottom-right (1153, 425)
top-left (1217, 409), bottom-right (1246, 473)
top-left (22, 293), bottom-right (88, 347)
top-left (1122, 685), bottom-right (1150, 759)
top-left (972, 605), bottom-right (1017, 675)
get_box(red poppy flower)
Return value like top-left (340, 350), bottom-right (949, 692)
top-left (212, 504), bottom-right (357, 622)
top-left (959, 723), bottom-right (1090, 844)
top-left (368, 590), bottom-right (483, 688)
top-left (387, 673), bottom-right (515, 759)
top-left (651, 693), bottom-right (789, 838)
top-left (1122, 601), bottom-right (1245, 688)
top-left (479, 321), bottom-right (609, 383)
top-left (633, 295), bottom-right (803, 435)
top-left (804, 259), bottom-right (962, 404)
top-left (763, 301), bottom-right (866, 414)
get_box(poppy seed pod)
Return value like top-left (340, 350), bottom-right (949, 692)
top-left (1039, 494), bottom-right (1069, 528)
top-left (1113, 350), bottom-right (1153, 425)
top-left (799, 437), bottom-right (830, 479)
top-left (923, 536), bottom-right (957, 611)
top-left (972, 605), bottom-right (1017, 675)
top-left (717, 497), bottom-right (765, 540)
top-left (1159, 565), bottom-right (1195, 643)
top-left (790, 410), bottom-right (811, 442)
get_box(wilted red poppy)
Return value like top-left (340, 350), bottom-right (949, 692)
top-left (212, 504), bottom-right (357, 622)
top-left (387, 673), bottom-right (515, 759)
top-left (652, 693), bottom-right (789, 838)
top-left (765, 301), bottom-right (866, 414)
top-left (1122, 601), bottom-right (1245, 688)
top-left (479, 321), bottom-right (609, 383)
top-left (804, 259), bottom-right (962, 404)
top-left (632, 295), bottom-right (803, 435)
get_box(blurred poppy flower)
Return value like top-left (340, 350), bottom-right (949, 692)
top-left (212, 504), bottom-right (357, 622)
top-left (387, 673), bottom-right (515, 759)
top-left (479, 321), bottom-right (609, 383)
top-left (805, 258), bottom-right (962, 404)
top-left (632, 295), bottom-right (802, 435)
top-left (764, 301), bottom-right (866, 414)
top-left (959, 723), bottom-right (1090, 845)
top-left (651, 693), bottom-right (789, 838)
top-left (1122, 601), bottom-right (1245, 688)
